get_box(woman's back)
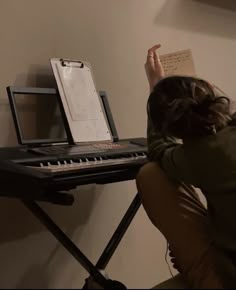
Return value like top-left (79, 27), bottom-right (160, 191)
top-left (180, 125), bottom-right (236, 251)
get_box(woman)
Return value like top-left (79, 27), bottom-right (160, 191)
top-left (136, 45), bottom-right (236, 288)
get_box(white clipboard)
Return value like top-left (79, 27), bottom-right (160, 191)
top-left (50, 58), bottom-right (112, 143)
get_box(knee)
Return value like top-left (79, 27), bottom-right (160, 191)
top-left (136, 162), bottom-right (171, 228)
top-left (136, 162), bottom-right (163, 193)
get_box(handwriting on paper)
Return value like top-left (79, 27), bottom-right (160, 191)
top-left (160, 49), bottom-right (196, 76)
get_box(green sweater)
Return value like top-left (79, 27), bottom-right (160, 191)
top-left (147, 115), bottom-right (236, 284)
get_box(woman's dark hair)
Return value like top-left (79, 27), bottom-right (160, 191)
top-left (148, 76), bottom-right (231, 139)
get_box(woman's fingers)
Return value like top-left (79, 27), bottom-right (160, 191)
top-left (147, 44), bottom-right (161, 62)
top-left (146, 44), bottom-right (161, 61)
top-left (151, 44), bottom-right (161, 50)
top-left (149, 44), bottom-right (161, 53)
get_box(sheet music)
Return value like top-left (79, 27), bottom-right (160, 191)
top-left (160, 49), bottom-right (196, 76)
top-left (57, 65), bottom-right (102, 121)
top-left (51, 59), bottom-right (112, 143)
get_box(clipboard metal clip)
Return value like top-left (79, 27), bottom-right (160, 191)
top-left (60, 59), bottom-right (84, 68)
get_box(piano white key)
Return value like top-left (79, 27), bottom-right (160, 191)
top-left (69, 160), bottom-right (75, 167)
top-left (27, 154), bottom-right (147, 173)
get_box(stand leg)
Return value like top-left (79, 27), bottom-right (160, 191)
top-left (83, 193), bottom-right (141, 289)
top-left (96, 193), bottom-right (141, 269)
top-left (22, 193), bottom-right (141, 289)
top-left (22, 200), bottom-right (109, 288)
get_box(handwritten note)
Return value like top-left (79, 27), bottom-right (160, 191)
top-left (160, 49), bottom-right (196, 76)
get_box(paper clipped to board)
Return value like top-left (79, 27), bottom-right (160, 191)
top-left (159, 49), bottom-right (196, 76)
top-left (51, 59), bottom-right (112, 143)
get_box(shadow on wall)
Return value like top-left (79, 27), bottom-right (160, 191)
top-left (12, 64), bottom-right (66, 142)
top-left (0, 66), bottom-right (101, 245)
top-left (195, 0), bottom-right (236, 11)
top-left (0, 184), bottom-right (101, 244)
top-left (0, 184), bottom-right (103, 288)
top-left (0, 65), bottom-right (104, 287)
top-left (13, 64), bottom-right (57, 88)
top-left (155, 0), bottom-right (236, 39)
top-left (15, 264), bottom-right (49, 289)
top-left (0, 64), bottom-right (58, 146)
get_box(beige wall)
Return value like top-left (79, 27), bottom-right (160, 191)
top-left (0, 0), bottom-right (235, 288)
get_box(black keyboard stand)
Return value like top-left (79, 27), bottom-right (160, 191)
top-left (22, 192), bottom-right (141, 289)
top-left (4, 86), bottom-right (146, 288)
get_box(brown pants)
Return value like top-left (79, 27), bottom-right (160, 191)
top-left (136, 162), bottom-right (223, 289)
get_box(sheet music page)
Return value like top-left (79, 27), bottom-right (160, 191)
top-left (52, 60), bottom-right (112, 143)
top-left (160, 49), bottom-right (196, 76)
top-left (58, 65), bottom-right (101, 121)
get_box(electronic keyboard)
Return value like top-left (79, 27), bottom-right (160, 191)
top-left (0, 138), bottom-right (147, 204)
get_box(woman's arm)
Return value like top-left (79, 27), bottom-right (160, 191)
top-left (144, 45), bottom-right (190, 182)
top-left (144, 44), bottom-right (165, 92)
top-left (145, 45), bottom-right (178, 162)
